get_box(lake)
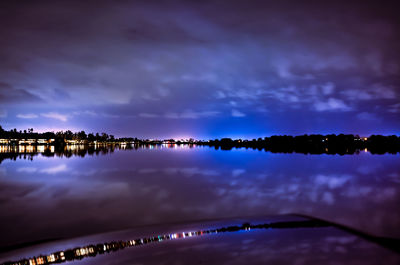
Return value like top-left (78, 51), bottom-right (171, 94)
top-left (0, 145), bottom-right (399, 252)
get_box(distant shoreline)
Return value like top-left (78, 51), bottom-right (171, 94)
top-left (0, 134), bottom-right (399, 156)
top-left (1, 126), bottom-right (399, 155)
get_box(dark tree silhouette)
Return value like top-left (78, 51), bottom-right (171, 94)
top-left (0, 124), bottom-right (399, 154)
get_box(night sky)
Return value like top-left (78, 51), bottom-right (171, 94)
top-left (0, 0), bottom-right (399, 139)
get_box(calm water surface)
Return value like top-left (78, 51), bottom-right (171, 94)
top-left (0, 145), bottom-right (399, 248)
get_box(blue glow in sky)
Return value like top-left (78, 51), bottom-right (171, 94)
top-left (0, 1), bottom-right (399, 138)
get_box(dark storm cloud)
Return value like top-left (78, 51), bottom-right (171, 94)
top-left (0, 0), bottom-right (399, 135)
top-left (0, 82), bottom-right (42, 103)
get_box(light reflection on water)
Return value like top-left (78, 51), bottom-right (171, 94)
top-left (0, 215), bottom-right (400, 265)
top-left (0, 145), bottom-right (399, 249)
top-left (2, 216), bottom-right (399, 265)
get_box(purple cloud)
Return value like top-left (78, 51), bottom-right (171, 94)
top-left (0, 0), bottom-right (399, 136)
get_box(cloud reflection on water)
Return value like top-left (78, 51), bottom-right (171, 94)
top-left (0, 146), bottom-right (399, 248)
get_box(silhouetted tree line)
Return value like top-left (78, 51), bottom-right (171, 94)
top-left (200, 134), bottom-right (400, 155)
top-left (0, 125), bottom-right (188, 146)
top-left (0, 125), bottom-right (119, 145)
top-left (1, 126), bottom-right (398, 154)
